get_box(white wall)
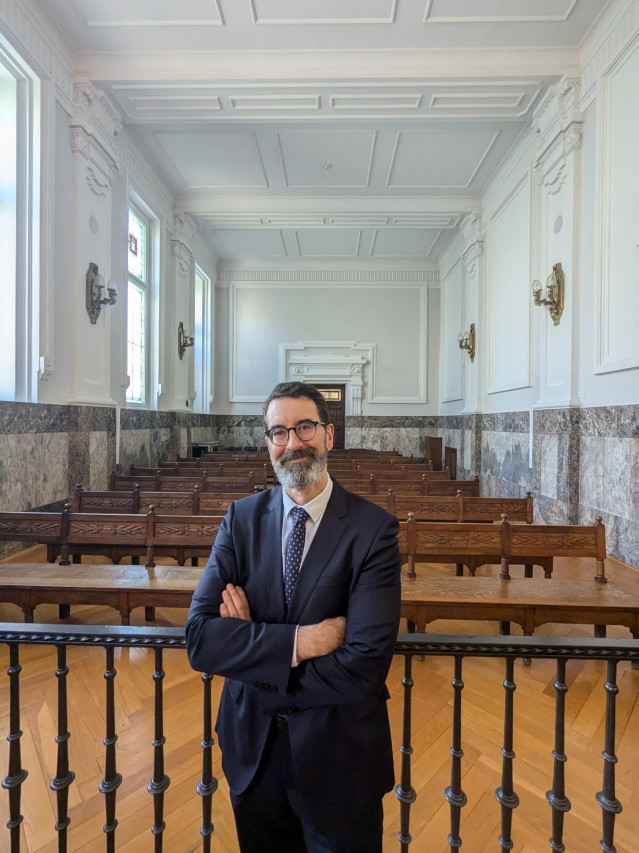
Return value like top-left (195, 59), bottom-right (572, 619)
top-left (214, 268), bottom-right (437, 416)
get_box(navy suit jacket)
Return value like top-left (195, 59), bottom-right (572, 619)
top-left (185, 477), bottom-right (401, 820)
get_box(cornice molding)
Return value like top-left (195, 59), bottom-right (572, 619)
top-left (218, 268), bottom-right (438, 284)
top-left (0, 0), bottom-right (74, 106)
top-left (581, 0), bottom-right (639, 107)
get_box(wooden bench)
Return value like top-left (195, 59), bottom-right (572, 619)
top-left (72, 485), bottom-right (252, 516)
top-left (400, 575), bottom-right (639, 640)
top-left (345, 476), bottom-right (480, 496)
top-left (109, 472), bottom-right (261, 493)
top-left (59, 509), bottom-right (223, 567)
top-left (0, 510), bottom-right (68, 563)
top-left (361, 491), bottom-right (533, 523)
top-left (388, 491), bottom-right (533, 523)
top-left (398, 514), bottom-right (607, 582)
top-left (0, 562), bottom-right (202, 624)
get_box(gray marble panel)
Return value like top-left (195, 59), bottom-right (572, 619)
top-left (601, 437), bottom-right (631, 518)
top-left (631, 438), bottom-right (639, 522)
top-left (32, 432), bottom-right (69, 507)
top-left (120, 429), bottom-right (151, 472)
top-left (540, 434), bottom-right (559, 499)
top-left (0, 433), bottom-right (37, 509)
top-left (535, 493), bottom-right (570, 525)
top-left (149, 428), bottom-right (172, 466)
top-left (69, 431), bottom-right (91, 493)
top-left (89, 431), bottom-right (110, 490)
top-left (579, 435), bottom-right (603, 511)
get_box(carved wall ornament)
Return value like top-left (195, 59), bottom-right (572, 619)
top-left (171, 240), bottom-right (193, 279)
top-left (543, 162), bottom-right (567, 196)
top-left (85, 163), bottom-right (112, 196)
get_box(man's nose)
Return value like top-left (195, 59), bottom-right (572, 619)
top-left (285, 427), bottom-right (304, 449)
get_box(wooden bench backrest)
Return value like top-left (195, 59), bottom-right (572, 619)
top-left (397, 514), bottom-right (606, 581)
top-left (72, 486), bottom-right (141, 513)
top-left (0, 510), bottom-right (67, 544)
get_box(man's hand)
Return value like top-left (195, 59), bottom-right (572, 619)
top-left (296, 616), bottom-right (346, 662)
top-left (220, 584), bottom-right (252, 621)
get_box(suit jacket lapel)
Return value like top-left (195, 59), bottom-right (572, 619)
top-left (288, 480), bottom-right (349, 620)
top-left (260, 488), bottom-right (287, 617)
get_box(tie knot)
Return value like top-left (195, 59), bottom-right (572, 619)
top-left (290, 506), bottom-right (309, 525)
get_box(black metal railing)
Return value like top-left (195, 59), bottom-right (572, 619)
top-left (2, 624), bottom-right (639, 853)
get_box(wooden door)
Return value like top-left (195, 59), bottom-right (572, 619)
top-left (315, 385), bottom-right (346, 450)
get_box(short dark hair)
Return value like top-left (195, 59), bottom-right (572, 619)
top-left (263, 381), bottom-right (330, 426)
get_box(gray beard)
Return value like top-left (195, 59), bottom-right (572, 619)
top-left (273, 448), bottom-right (328, 490)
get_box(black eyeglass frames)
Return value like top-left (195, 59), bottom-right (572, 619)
top-left (265, 420), bottom-right (327, 446)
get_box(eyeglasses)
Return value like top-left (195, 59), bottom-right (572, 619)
top-left (265, 420), bottom-right (327, 446)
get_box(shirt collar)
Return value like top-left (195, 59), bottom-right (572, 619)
top-left (282, 475), bottom-right (333, 524)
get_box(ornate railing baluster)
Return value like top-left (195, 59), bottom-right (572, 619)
top-left (495, 656), bottom-right (519, 852)
top-left (148, 648), bottom-right (170, 851)
top-left (546, 657), bottom-right (571, 852)
top-left (445, 655), bottom-right (466, 850)
top-left (197, 672), bottom-right (217, 852)
top-left (395, 653), bottom-right (417, 853)
top-left (99, 645), bottom-right (122, 853)
top-left (50, 645), bottom-right (75, 853)
top-left (596, 660), bottom-right (622, 853)
top-left (2, 644), bottom-right (28, 853)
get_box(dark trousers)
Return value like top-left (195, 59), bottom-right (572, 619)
top-left (230, 719), bottom-right (384, 853)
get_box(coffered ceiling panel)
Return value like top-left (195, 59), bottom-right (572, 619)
top-left (155, 132), bottom-right (268, 189)
top-left (38, 0), bottom-right (609, 264)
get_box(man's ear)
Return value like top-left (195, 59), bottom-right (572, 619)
top-left (325, 423), bottom-right (335, 451)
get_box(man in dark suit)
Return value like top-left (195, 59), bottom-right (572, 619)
top-left (186, 381), bottom-right (401, 853)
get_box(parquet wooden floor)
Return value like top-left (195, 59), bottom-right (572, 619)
top-left (1, 548), bottom-right (639, 852)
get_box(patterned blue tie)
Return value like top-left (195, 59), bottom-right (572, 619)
top-left (284, 507), bottom-right (309, 607)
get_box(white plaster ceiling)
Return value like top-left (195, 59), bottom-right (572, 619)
top-left (40, 0), bottom-right (608, 264)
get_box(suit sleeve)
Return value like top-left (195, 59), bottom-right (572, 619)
top-left (185, 502), bottom-right (298, 694)
top-left (285, 512), bottom-right (401, 711)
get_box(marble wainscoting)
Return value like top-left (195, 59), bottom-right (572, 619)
top-left (577, 405), bottom-right (639, 568)
top-left (0, 402), bottom-right (116, 557)
top-left (199, 416), bottom-right (268, 452)
top-left (533, 408), bottom-right (581, 524)
top-left (345, 417), bottom-right (440, 459)
top-left (439, 414), bottom-right (482, 480)
top-left (118, 409), bottom-right (177, 473)
top-left (479, 411), bottom-right (535, 500)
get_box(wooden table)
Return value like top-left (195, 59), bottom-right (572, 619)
top-left (3, 563), bottom-right (638, 642)
top-left (0, 563), bottom-right (203, 624)
top-left (400, 575), bottom-right (639, 639)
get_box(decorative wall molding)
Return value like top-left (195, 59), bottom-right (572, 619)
top-left (218, 268), bottom-right (438, 284)
top-left (581, 0), bottom-right (639, 108)
top-left (462, 241), bottom-right (484, 280)
top-left (280, 341), bottom-right (372, 415)
top-left (481, 133), bottom-right (535, 225)
top-left (171, 240), bottom-right (193, 279)
top-left (70, 81), bottom-right (122, 171)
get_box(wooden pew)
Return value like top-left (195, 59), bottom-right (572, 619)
top-left (72, 485), bottom-right (141, 513)
top-left (397, 514), bottom-right (607, 582)
top-left (0, 509), bottom-right (69, 563)
top-left (58, 509), bottom-right (223, 567)
top-left (109, 472), bottom-right (260, 493)
top-left (72, 486), bottom-right (256, 516)
top-left (387, 491), bottom-right (533, 523)
top-left (345, 476), bottom-right (480, 496)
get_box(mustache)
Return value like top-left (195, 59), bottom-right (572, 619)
top-left (277, 448), bottom-right (318, 465)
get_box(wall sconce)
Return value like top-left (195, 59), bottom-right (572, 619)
top-left (86, 262), bottom-right (117, 324)
top-left (178, 321), bottom-right (195, 360)
top-left (458, 323), bottom-right (476, 362)
top-left (532, 262), bottom-right (565, 326)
